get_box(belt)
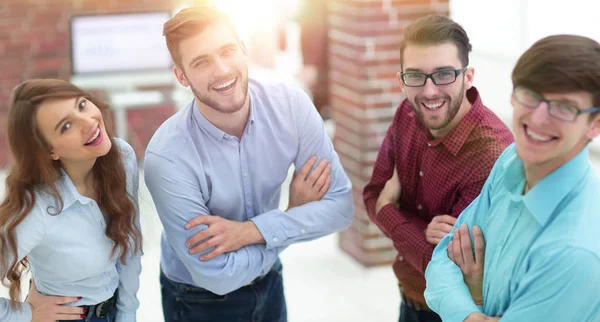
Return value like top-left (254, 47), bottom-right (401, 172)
top-left (80, 289), bottom-right (118, 319)
top-left (399, 284), bottom-right (431, 312)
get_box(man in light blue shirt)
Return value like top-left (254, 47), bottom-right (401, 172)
top-left (143, 6), bottom-right (353, 322)
top-left (424, 35), bottom-right (600, 322)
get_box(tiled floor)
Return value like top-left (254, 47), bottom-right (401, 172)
top-left (1, 145), bottom-right (599, 322)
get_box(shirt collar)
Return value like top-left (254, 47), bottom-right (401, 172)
top-left (190, 93), bottom-right (255, 140)
top-left (501, 145), bottom-right (591, 225)
top-left (426, 87), bottom-right (484, 156)
top-left (57, 168), bottom-right (93, 210)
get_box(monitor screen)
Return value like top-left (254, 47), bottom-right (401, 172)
top-left (70, 11), bottom-right (172, 74)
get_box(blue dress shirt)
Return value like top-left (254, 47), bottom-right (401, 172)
top-left (424, 143), bottom-right (600, 322)
top-left (0, 138), bottom-right (142, 322)
top-left (144, 77), bottom-right (353, 295)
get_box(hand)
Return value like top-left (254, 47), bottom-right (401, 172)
top-left (185, 217), bottom-right (263, 260)
top-left (288, 156), bottom-right (331, 210)
top-left (27, 280), bottom-right (85, 322)
top-left (425, 214), bottom-right (457, 245)
top-left (464, 312), bottom-right (500, 322)
top-left (448, 224), bottom-right (485, 305)
top-left (375, 167), bottom-right (401, 214)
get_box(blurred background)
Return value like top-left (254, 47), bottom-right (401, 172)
top-left (1, 0), bottom-right (599, 321)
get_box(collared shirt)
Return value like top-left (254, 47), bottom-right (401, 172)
top-left (363, 88), bottom-right (513, 303)
top-left (425, 143), bottom-right (600, 322)
top-left (0, 138), bottom-right (141, 322)
top-left (144, 77), bottom-right (353, 295)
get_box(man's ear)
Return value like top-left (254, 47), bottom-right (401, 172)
top-left (173, 66), bottom-right (189, 87)
top-left (464, 66), bottom-right (475, 90)
top-left (587, 115), bottom-right (600, 140)
top-left (397, 72), bottom-right (405, 93)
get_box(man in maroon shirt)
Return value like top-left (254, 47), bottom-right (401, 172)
top-left (363, 15), bottom-right (513, 322)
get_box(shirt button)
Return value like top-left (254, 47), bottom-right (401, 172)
top-left (419, 171), bottom-right (424, 177)
top-left (398, 256), bottom-right (404, 262)
top-left (427, 143), bottom-right (432, 147)
top-left (243, 172), bottom-right (248, 177)
top-left (301, 229), bottom-right (306, 234)
top-left (105, 286), bottom-right (110, 291)
top-left (273, 237), bottom-right (279, 242)
top-left (247, 201), bottom-right (252, 206)
top-left (417, 204), bottom-right (423, 210)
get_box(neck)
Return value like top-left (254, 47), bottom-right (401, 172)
top-left (523, 144), bottom-right (586, 192)
top-left (196, 94), bottom-right (251, 139)
top-left (61, 159), bottom-right (96, 191)
top-left (430, 92), bottom-right (473, 139)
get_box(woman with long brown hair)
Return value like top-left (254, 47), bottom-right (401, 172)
top-left (0, 79), bottom-right (142, 322)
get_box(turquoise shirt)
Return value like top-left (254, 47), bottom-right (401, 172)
top-left (424, 143), bottom-right (600, 322)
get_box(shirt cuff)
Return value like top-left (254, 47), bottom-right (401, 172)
top-left (375, 203), bottom-right (408, 236)
top-left (250, 209), bottom-right (286, 250)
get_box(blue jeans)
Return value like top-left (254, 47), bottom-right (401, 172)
top-left (160, 260), bottom-right (287, 322)
top-left (58, 305), bottom-right (116, 322)
top-left (399, 302), bottom-right (442, 322)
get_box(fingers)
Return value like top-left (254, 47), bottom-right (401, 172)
top-left (426, 228), bottom-right (448, 241)
top-left (306, 159), bottom-right (329, 185)
top-left (53, 296), bottom-right (82, 305)
top-left (189, 234), bottom-right (220, 255)
top-left (437, 214), bottom-right (458, 226)
top-left (55, 305), bottom-right (86, 315)
top-left (448, 240), bottom-right (456, 263)
top-left (186, 227), bottom-right (214, 248)
top-left (185, 215), bottom-right (214, 230)
top-left (452, 229), bottom-right (465, 267)
top-left (200, 245), bottom-right (225, 261)
top-left (473, 225), bottom-right (485, 266)
top-left (392, 167), bottom-right (399, 180)
top-left (459, 225), bottom-right (475, 267)
top-left (318, 174), bottom-right (331, 198)
top-left (55, 313), bottom-right (87, 320)
top-left (314, 164), bottom-right (331, 190)
top-left (297, 156), bottom-right (318, 181)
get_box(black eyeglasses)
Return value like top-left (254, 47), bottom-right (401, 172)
top-left (512, 86), bottom-right (600, 122)
top-left (400, 67), bottom-right (467, 87)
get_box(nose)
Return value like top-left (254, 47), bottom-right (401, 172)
top-left (529, 101), bottom-right (552, 125)
top-left (80, 115), bottom-right (97, 135)
top-left (420, 77), bottom-right (439, 98)
top-left (213, 57), bottom-right (231, 76)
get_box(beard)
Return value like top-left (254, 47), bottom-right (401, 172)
top-left (409, 80), bottom-right (465, 131)
top-left (188, 67), bottom-right (249, 114)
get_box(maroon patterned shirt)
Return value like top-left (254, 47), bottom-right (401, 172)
top-left (363, 87), bottom-right (514, 303)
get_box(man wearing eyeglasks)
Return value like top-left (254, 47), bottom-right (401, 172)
top-left (425, 35), bottom-right (600, 322)
top-left (363, 15), bottom-right (513, 322)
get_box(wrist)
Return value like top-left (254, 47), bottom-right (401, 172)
top-left (244, 220), bottom-right (265, 245)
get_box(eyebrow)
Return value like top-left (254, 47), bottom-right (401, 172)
top-left (54, 98), bottom-right (80, 131)
top-left (404, 66), bottom-right (459, 73)
top-left (188, 43), bottom-right (238, 67)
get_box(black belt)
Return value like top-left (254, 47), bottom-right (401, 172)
top-left (80, 289), bottom-right (118, 319)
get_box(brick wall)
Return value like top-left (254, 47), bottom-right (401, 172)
top-left (330, 0), bottom-right (449, 266)
top-left (0, 0), bottom-right (177, 168)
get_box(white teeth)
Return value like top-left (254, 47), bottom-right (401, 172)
top-left (213, 78), bottom-right (235, 89)
top-left (526, 127), bottom-right (553, 142)
top-left (86, 128), bottom-right (100, 144)
top-left (423, 101), bottom-right (444, 110)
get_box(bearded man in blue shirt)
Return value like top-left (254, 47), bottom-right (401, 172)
top-left (424, 34), bottom-right (600, 322)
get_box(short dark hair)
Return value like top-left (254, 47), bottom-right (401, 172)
top-left (512, 35), bottom-right (600, 120)
top-left (400, 15), bottom-right (472, 69)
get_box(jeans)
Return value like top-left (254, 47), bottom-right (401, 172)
top-left (160, 260), bottom-right (287, 322)
top-left (58, 305), bottom-right (116, 322)
top-left (399, 302), bottom-right (442, 322)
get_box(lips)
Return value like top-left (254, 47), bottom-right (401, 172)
top-left (211, 77), bottom-right (237, 92)
top-left (84, 126), bottom-right (102, 146)
top-left (421, 101), bottom-right (445, 111)
top-left (523, 125), bottom-right (557, 143)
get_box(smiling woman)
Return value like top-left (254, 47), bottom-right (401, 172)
top-left (0, 79), bottom-right (142, 322)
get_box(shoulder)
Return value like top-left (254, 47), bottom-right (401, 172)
top-left (113, 137), bottom-right (138, 173)
top-left (145, 104), bottom-right (193, 162)
top-left (249, 77), bottom-right (312, 111)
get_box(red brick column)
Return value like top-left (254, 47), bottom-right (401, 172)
top-left (330, 0), bottom-right (449, 266)
top-left (0, 1), bottom-right (176, 168)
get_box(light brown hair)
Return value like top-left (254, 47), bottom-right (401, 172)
top-left (400, 14), bottom-right (472, 69)
top-left (163, 5), bottom-right (238, 67)
top-left (0, 79), bottom-right (142, 308)
top-left (512, 34), bottom-right (600, 120)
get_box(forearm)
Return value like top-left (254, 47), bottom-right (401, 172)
top-left (0, 300), bottom-right (32, 322)
top-left (251, 188), bottom-right (353, 249)
top-left (115, 248), bottom-right (142, 322)
top-left (424, 235), bottom-right (480, 321)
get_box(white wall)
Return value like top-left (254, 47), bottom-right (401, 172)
top-left (450, 0), bottom-right (600, 150)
